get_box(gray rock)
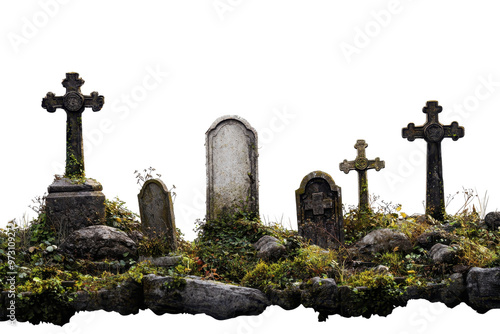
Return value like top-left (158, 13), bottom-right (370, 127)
top-left (60, 225), bottom-right (137, 261)
top-left (301, 277), bottom-right (339, 316)
top-left (354, 228), bottom-right (412, 258)
top-left (139, 256), bottom-right (182, 267)
top-left (441, 273), bottom-right (466, 307)
top-left (428, 243), bottom-right (457, 264)
top-left (71, 279), bottom-right (142, 315)
top-left (254, 235), bottom-right (286, 261)
top-left (416, 230), bottom-right (453, 250)
top-left (372, 265), bottom-right (389, 274)
top-left (484, 212), bottom-right (500, 231)
top-left (467, 267), bottom-right (500, 311)
top-left (143, 274), bottom-right (270, 320)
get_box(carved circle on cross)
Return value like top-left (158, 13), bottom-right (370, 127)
top-left (354, 157), bottom-right (368, 170)
top-left (424, 123), bottom-right (444, 143)
top-left (63, 91), bottom-right (84, 112)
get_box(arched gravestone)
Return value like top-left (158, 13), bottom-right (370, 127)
top-left (138, 179), bottom-right (177, 252)
top-left (206, 115), bottom-right (259, 220)
top-left (296, 171), bottom-right (344, 248)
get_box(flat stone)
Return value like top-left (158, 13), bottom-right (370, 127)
top-left (139, 256), bottom-right (182, 267)
top-left (143, 274), bottom-right (270, 320)
top-left (48, 177), bottom-right (103, 192)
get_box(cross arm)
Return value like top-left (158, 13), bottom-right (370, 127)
top-left (339, 159), bottom-right (355, 174)
top-left (367, 157), bottom-right (385, 171)
top-left (42, 92), bottom-right (64, 112)
top-left (84, 91), bottom-right (105, 112)
top-left (402, 123), bottom-right (424, 141)
top-left (443, 121), bottom-right (464, 141)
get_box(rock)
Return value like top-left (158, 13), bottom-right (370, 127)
top-left (60, 225), bottom-right (138, 261)
top-left (467, 267), bottom-right (500, 312)
top-left (416, 230), bottom-right (453, 250)
top-left (71, 279), bottom-right (143, 315)
top-left (354, 228), bottom-right (412, 258)
top-left (372, 265), bottom-right (389, 274)
top-left (301, 277), bottom-right (339, 319)
top-left (441, 273), bottom-right (466, 307)
top-left (128, 230), bottom-right (144, 244)
top-left (266, 285), bottom-right (302, 310)
top-left (428, 243), bottom-right (457, 264)
top-left (254, 235), bottom-right (286, 261)
top-left (139, 256), bottom-right (182, 268)
top-left (484, 212), bottom-right (500, 231)
top-left (143, 275), bottom-right (270, 320)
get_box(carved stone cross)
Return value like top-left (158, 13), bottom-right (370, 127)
top-left (42, 73), bottom-right (104, 178)
top-left (304, 192), bottom-right (333, 216)
top-left (339, 139), bottom-right (385, 213)
top-left (402, 100), bottom-right (464, 221)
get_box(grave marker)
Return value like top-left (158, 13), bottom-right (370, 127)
top-left (42, 73), bottom-right (106, 238)
top-left (206, 115), bottom-right (259, 220)
top-left (296, 171), bottom-right (344, 248)
top-left (339, 139), bottom-right (385, 213)
top-left (138, 179), bottom-right (177, 252)
top-left (402, 101), bottom-right (464, 221)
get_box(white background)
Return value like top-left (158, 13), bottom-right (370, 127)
top-left (1, 0), bottom-right (499, 333)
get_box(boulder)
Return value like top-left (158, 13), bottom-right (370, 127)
top-left (59, 225), bottom-right (138, 261)
top-left (467, 267), bottom-right (500, 312)
top-left (301, 277), bottom-right (339, 319)
top-left (143, 275), bottom-right (270, 320)
top-left (354, 228), bottom-right (412, 258)
top-left (428, 243), bottom-right (457, 264)
top-left (254, 235), bottom-right (286, 261)
top-left (416, 230), bottom-right (453, 250)
top-left (72, 278), bottom-right (143, 315)
top-left (484, 212), bottom-right (500, 231)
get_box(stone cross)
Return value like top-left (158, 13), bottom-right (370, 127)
top-left (42, 73), bottom-right (104, 178)
top-left (206, 115), bottom-right (259, 220)
top-left (296, 171), bottom-right (344, 248)
top-left (339, 139), bottom-right (385, 213)
top-left (402, 100), bottom-right (464, 221)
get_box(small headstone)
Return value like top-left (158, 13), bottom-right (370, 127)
top-left (42, 73), bottom-right (106, 238)
top-left (138, 179), bottom-right (177, 252)
top-left (206, 115), bottom-right (259, 220)
top-left (295, 171), bottom-right (344, 248)
top-left (402, 101), bottom-right (464, 221)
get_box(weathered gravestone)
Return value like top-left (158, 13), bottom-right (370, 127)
top-left (42, 73), bottom-right (106, 238)
top-left (296, 171), bottom-right (344, 248)
top-left (402, 101), bottom-right (464, 221)
top-left (138, 179), bottom-right (177, 252)
top-left (206, 115), bottom-right (259, 220)
top-left (339, 139), bottom-right (385, 213)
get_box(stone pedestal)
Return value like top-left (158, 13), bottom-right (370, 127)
top-left (45, 178), bottom-right (105, 240)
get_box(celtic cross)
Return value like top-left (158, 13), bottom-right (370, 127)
top-left (339, 139), bottom-right (385, 213)
top-left (42, 73), bottom-right (104, 178)
top-left (402, 100), bottom-right (464, 221)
